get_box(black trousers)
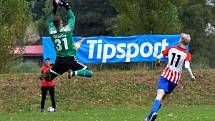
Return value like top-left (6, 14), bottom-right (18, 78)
top-left (41, 86), bottom-right (56, 109)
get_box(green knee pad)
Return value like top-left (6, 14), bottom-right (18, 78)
top-left (76, 69), bottom-right (93, 77)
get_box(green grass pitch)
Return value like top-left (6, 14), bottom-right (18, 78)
top-left (0, 106), bottom-right (214, 121)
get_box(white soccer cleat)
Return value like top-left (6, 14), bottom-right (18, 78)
top-left (144, 117), bottom-right (150, 121)
top-left (150, 112), bottom-right (157, 121)
top-left (68, 69), bottom-right (74, 79)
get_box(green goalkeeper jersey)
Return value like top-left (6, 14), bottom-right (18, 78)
top-left (49, 10), bottom-right (76, 57)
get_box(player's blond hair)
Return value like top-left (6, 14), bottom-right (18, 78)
top-left (180, 33), bottom-right (191, 45)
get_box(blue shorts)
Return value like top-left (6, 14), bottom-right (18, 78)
top-left (158, 76), bottom-right (178, 94)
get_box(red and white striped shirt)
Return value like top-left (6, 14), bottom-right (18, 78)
top-left (160, 46), bottom-right (191, 84)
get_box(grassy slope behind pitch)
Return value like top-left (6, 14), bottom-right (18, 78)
top-left (0, 69), bottom-right (214, 113)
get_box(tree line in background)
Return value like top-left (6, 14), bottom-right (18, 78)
top-left (30, 0), bottom-right (116, 36)
top-left (0, 0), bottom-right (214, 73)
top-left (109, 0), bottom-right (215, 67)
top-left (0, 0), bottom-right (31, 73)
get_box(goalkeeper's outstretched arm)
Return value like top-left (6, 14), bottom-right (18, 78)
top-left (62, 1), bottom-right (75, 29)
top-left (67, 9), bottom-right (75, 30)
top-left (49, 1), bottom-right (58, 30)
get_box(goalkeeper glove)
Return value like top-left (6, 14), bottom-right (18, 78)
top-left (62, 0), bottom-right (71, 10)
top-left (39, 74), bottom-right (43, 80)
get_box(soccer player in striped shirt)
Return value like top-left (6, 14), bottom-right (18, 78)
top-left (144, 33), bottom-right (196, 121)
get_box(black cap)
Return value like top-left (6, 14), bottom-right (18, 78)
top-left (45, 58), bottom-right (50, 61)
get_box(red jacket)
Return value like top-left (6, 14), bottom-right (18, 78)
top-left (40, 65), bottom-right (55, 87)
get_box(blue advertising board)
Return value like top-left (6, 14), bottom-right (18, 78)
top-left (42, 35), bottom-right (183, 64)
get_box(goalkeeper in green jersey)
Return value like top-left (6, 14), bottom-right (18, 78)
top-left (42, 0), bottom-right (93, 82)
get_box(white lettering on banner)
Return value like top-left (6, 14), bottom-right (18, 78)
top-left (116, 44), bottom-right (126, 59)
top-left (97, 40), bottom-right (103, 59)
top-left (161, 39), bottom-right (169, 52)
top-left (126, 43), bottom-right (139, 62)
top-left (86, 39), bottom-right (169, 63)
top-left (140, 42), bottom-right (153, 57)
top-left (153, 42), bottom-right (162, 57)
top-left (103, 44), bottom-right (116, 62)
top-left (87, 40), bottom-right (97, 59)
